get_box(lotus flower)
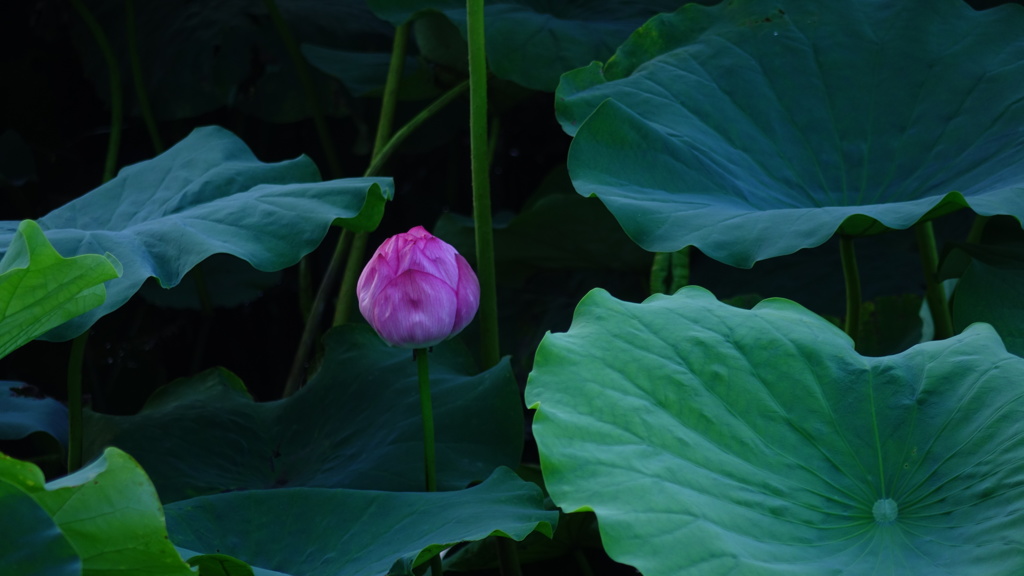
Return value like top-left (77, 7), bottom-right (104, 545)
top-left (357, 226), bottom-right (480, 348)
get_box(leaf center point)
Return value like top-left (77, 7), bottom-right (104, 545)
top-left (872, 498), bottom-right (899, 524)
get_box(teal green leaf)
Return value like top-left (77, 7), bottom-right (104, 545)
top-left (0, 448), bottom-right (193, 575)
top-left (526, 286), bottom-right (1024, 574)
top-left (84, 324), bottom-right (522, 502)
top-left (952, 252), bottom-right (1024, 357)
top-left (0, 126), bottom-right (393, 341)
top-left (0, 219), bottom-right (121, 359)
top-left (556, 0), bottom-right (1024, 267)
top-left (368, 0), bottom-right (695, 91)
top-left (301, 45), bottom-right (440, 101)
top-left (0, 476), bottom-right (80, 576)
top-left (138, 254), bottom-right (282, 310)
top-left (434, 167), bottom-right (651, 283)
top-left (165, 466), bottom-right (558, 576)
top-left (0, 381), bottom-right (68, 447)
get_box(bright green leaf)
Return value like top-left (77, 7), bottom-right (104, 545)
top-left (84, 325), bottom-right (523, 502)
top-left (0, 126), bottom-right (393, 341)
top-left (0, 448), bottom-right (193, 576)
top-left (165, 466), bottom-right (558, 576)
top-left (0, 219), bottom-right (121, 359)
top-left (557, 0), bottom-right (1024, 267)
top-left (526, 286), bottom-right (1024, 574)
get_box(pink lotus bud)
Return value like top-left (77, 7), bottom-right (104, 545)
top-left (357, 226), bottom-right (480, 348)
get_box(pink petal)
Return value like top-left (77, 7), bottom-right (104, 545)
top-left (369, 269), bottom-right (458, 348)
top-left (451, 254), bottom-right (480, 336)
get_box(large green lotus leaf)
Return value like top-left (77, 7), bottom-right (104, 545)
top-left (84, 324), bottom-right (523, 502)
top-left (0, 220), bottom-right (121, 358)
top-left (75, 0), bottom-right (394, 121)
top-left (0, 381), bottom-right (68, 447)
top-left (434, 168), bottom-right (651, 283)
top-left (525, 286), bottom-right (1024, 575)
top-left (556, 0), bottom-right (1024, 267)
top-left (951, 245), bottom-right (1024, 357)
top-left (0, 126), bottom-right (393, 341)
top-left (367, 0), bottom-right (702, 91)
top-left (0, 475), bottom-right (80, 576)
top-left (301, 45), bottom-right (441, 101)
top-left (165, 466), bottom-right (557, 576)
top-left (138, 254), bottom-right (282, 310)
top-left (0, 447), bottom-right (193, 575)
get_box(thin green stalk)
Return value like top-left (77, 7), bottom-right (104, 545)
top-left (467, 0), bottom-right (499, 370)
top-left (72, 0), bottom-right (122, 182)
top-left (373, 23), bottom-right (409, 158)
top-left (333, 51), bottom-right (470, 328)
top-left (415, 348), bottom-right (438, 491)
top-left (650, 252), bottom-right (671, 294)
top-left (670, 247), bottom-right (691, 293)
top-left (289, 23), bottom-right (412, 393)
top-left (915, 221), bottom-right (954, 340)
top-left (282, 230), bottom-right (352, 398)
top-left (467, 6), bottom-right (518, 575)
top-left (125, 0), bottom-right (163, 154)
top-left (363, 80), bottom-right (469, 178)
top-left (263, 0), bottom-right (342, 177)
top-left (839, 235), bottom-right (861, 342)
top-left (650, 249), bottom-right (690, 295)
top-left (67, 333), bottom-right (88, 472)
top-left (333, 231), bottom-right (368, 327)
top-left (415, 348), bottom-right (445, 576)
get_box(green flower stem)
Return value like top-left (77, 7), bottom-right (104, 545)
top-left (283, 229), bottom-right (352, 398)
top-left (289, 22), bottom-right (413, 394)
top-left (467, 0), bottom-right (499, 370)
top-left (415, 347), bottom-right (445, 576)
top-left (415, 348), bottom-right (438, 491)
top-left (650, 252), bottom-right (671, 294)
top-left (467, 5), bottom-right (519, 574)
top-left (373, 23), bottom-right (409, 158)
top-left (67, 333), bottom-right (88, 472)
top-left (839, 235), bottom-right (861, 342)
top-left (334, 82), bottom-right (471, 327)
top-left (263, 0), bottom-right (342, 177)
top-left (363, 80), bottom-right (469, 178)
top-left (650, 248), bottom-right (691, 295)
top-left (326, 24), bottom-right (413, 331)
top-left (915, 221), bottom-right (954, 340)
top-left (72, 0), bottom-right (122, 183)
top-left (125, 0), bottom-right (163, 154)
top-left (333, 231), bottom-right (368, 327)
